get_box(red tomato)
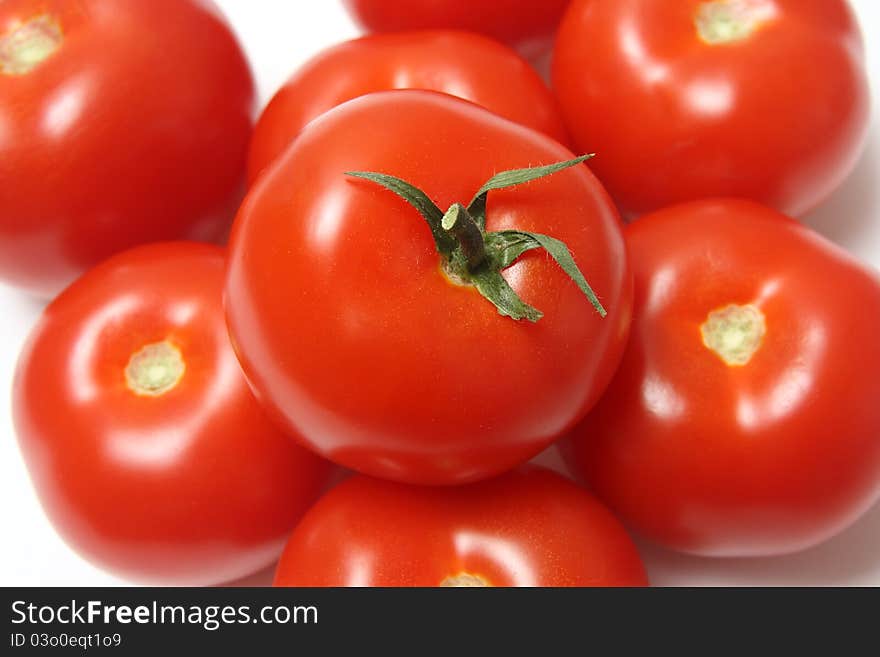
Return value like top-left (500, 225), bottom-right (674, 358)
top-left (247, 30), bottom-right (568, 186)
top-left (0, 0), bottom-right (254, 296)
top-left (226, 91), bottom-right (630, 486)
top-left (274, 466), bottom-right (648, 587)
top-left (564, 200), bottom-right (880, 557)
top-left (13, 242), bottom-right (333, 585)
top-left (342, 0), bottom-right (570, 55)
top-left (552, 0), bottom-right (870, 218)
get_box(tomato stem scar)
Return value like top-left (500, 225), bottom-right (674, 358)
top-left (125, 341), bottom-right (186, 397)
top-left (440, 573), bottom-right (491, 587)
top-left (700, 304), bottom-right (766, 366)
top-left (695, 0), bottom-right (777, 45)
top-left (0, 15), bottom-right (63, 76)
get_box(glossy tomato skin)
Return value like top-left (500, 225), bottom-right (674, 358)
top-left (564, 200), bottom-right (880, 557)
top-left (13, 243), bottom-right (333, 585)
top-left (342, 0), bottom-right (570, 55)
top-left (247, 30), bottom-right (569, 185)
top-left (0, 0), bottom-right (254, 296)
top-left (274, 467), bottom-right (648, 587)
top-left (227, 91), bottom-right (631, 486)
top-left (552, 0), bottom-right (870, 218)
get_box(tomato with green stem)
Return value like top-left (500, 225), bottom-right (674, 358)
top-left (274, 466), bottom-right (648, 587)
top-left (14, 242), bottom-right (333, 585)
top-left (564, 200), bottom-right (880, 557)
top-left (247, 30), bottom-right (568, 186)
top-left (226, 90), bottom-right (631, 486)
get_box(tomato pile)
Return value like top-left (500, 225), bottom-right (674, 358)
top-left (3, 0), bottom-right (878, 587)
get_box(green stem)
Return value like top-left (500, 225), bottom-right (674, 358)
top-left (347, 156), bottom-right (607, 322)
top-left (442, 204), bottom-right (487, 273)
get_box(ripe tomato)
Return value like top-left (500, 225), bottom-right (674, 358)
top-left (564, 200), bottom-right (880, 557)
top-left (0, 0), bottom-right (254, 296)
top-left (342, 0), bottom-right (570, 55)
top-left (247, 30), bottom-right (568, 186)
top-left (274, 466), bottom-right (648, 587)
top-left (13, 242), bottom-right (333, 585)
top-left (226, 90), bottom-right (630, 486)
top-left (552, 0), bottom-right (870, 218)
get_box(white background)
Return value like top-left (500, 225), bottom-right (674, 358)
top-left (2, 0), bottom-right (880, 587)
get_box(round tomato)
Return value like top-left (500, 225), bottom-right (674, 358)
top-left (0, 0), bottom-right (254, 296)
top-left (564, 200), bottom-right (880, 557)
top-left (247, 30), bottom-right (568, 186)
top-left (274, 466), bottom-right (648, 587)
top-left (552, 0), bottom-right (870, 218)
top-left (342, 0), bottom-right (570, 55)
top-left (13, 242), bottom-right (333, 585)
top-left (226, 90), bottom-right (630, 486)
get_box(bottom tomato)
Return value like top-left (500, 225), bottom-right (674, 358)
top-left (274, 466), bottom-right (648, 587)
top-left (13, 242), bottom-right (334, 585)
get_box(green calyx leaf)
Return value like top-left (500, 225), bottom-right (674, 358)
top-left (346, 155), bottom-right (606, 323)
top-left (483, 231), bottom-right (543, 269)
top-left (472, 270), bottom-right (543, 322)
top-left (467, 154), bottom-right (594, 228)
top-left (345, 171), bottom-right (456, 253)
top-left (489, 231), bottom-right (607, 318)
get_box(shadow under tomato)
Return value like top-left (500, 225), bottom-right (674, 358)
top-left (803, 125), bottom-right (880, 260)
top-left (220, 563), bottom-right (277, 587)
top-left (638, 498), bottom-right (880, 586)
top-left (215, 470), bottom-right (351, 588)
